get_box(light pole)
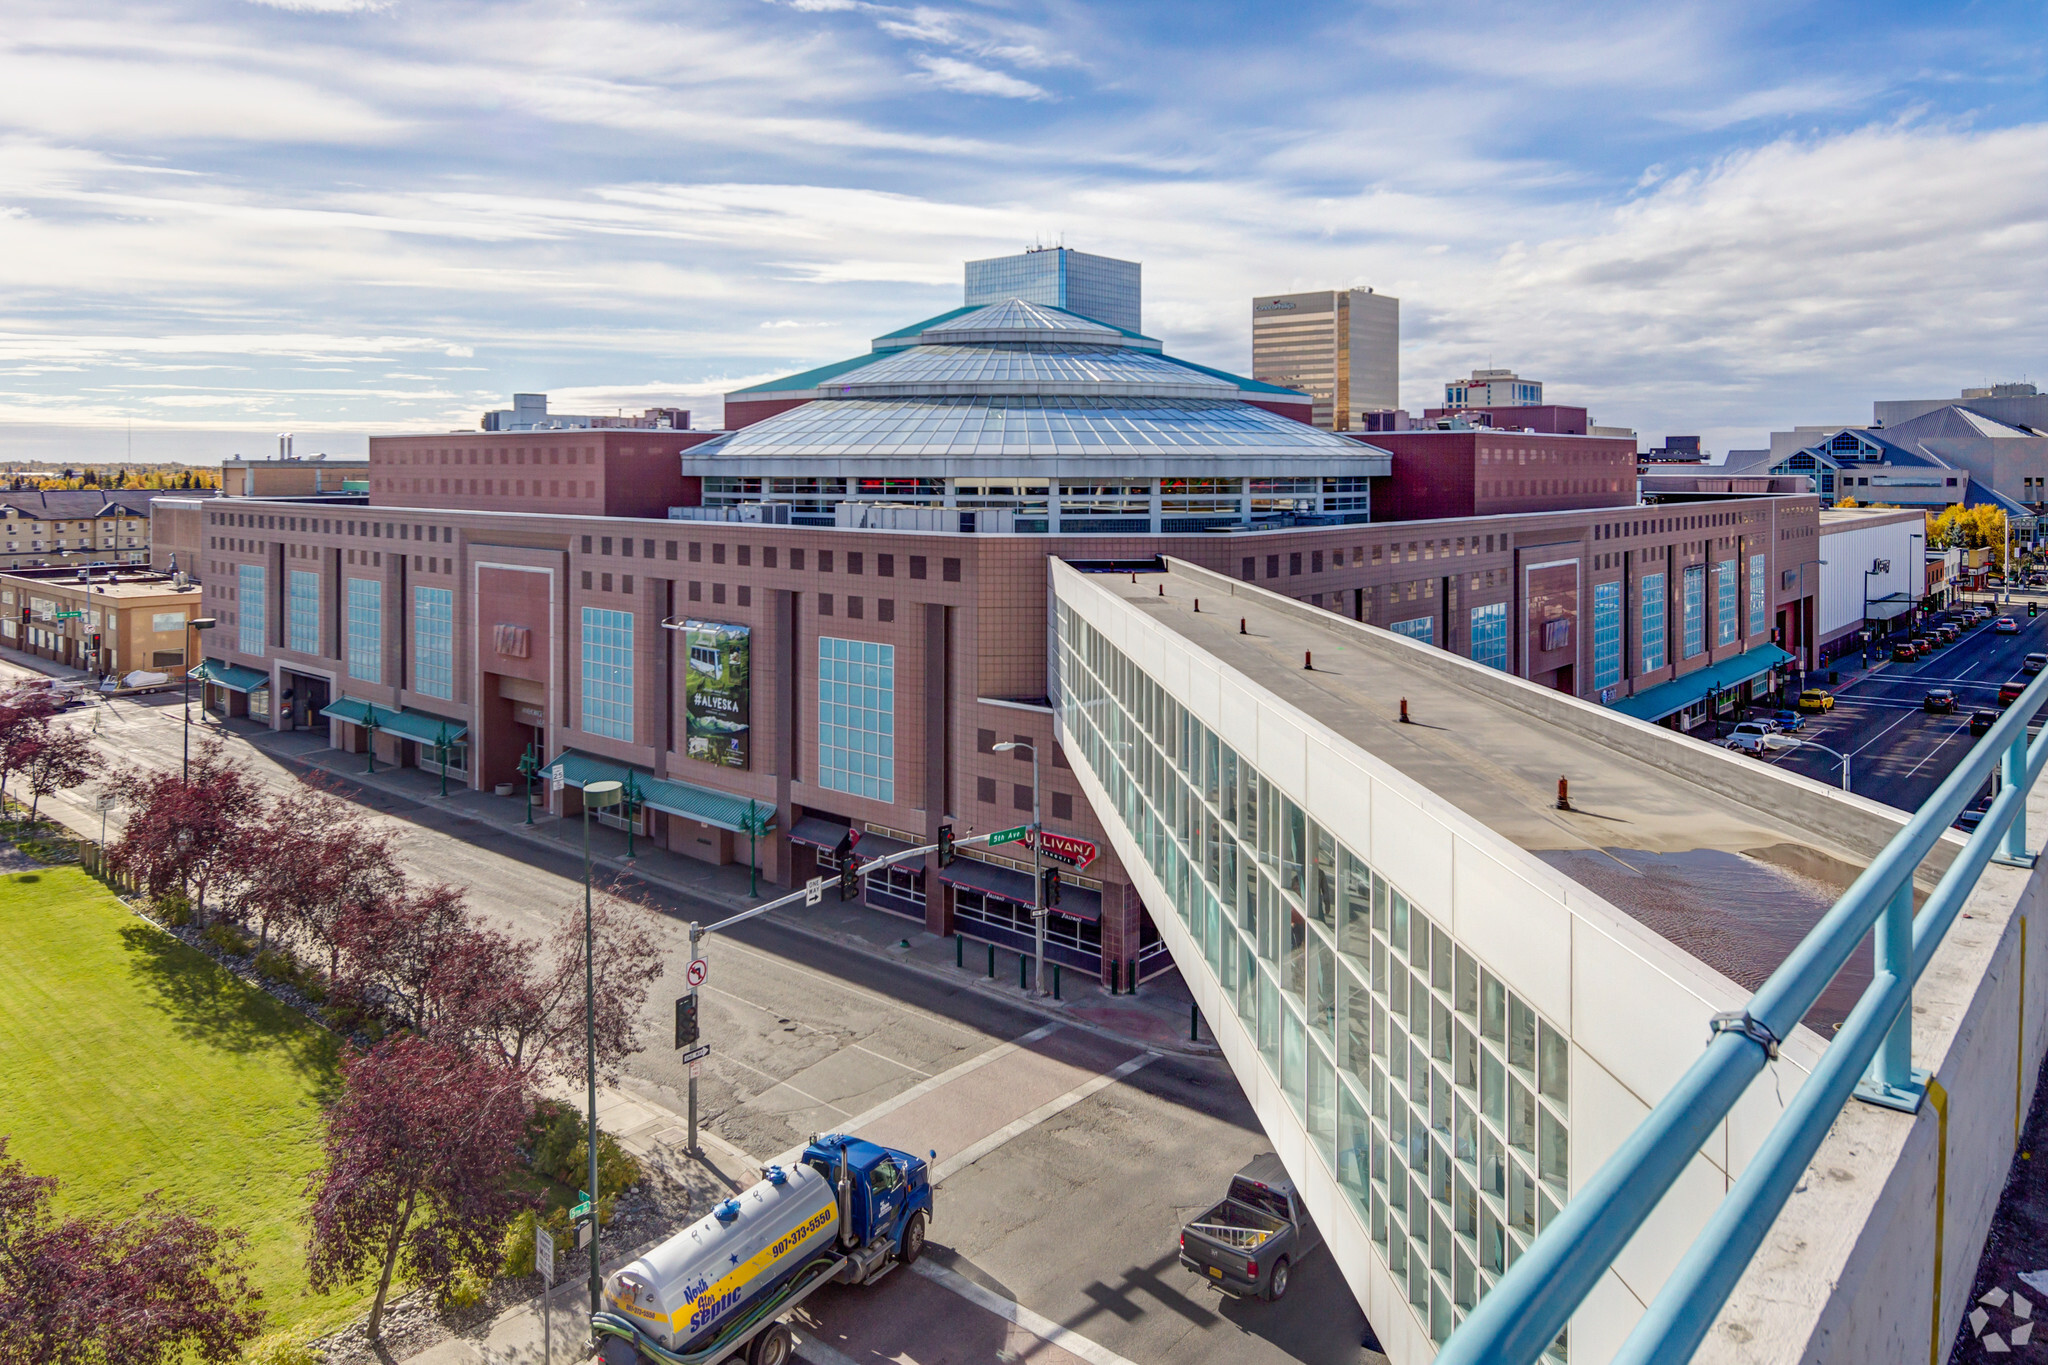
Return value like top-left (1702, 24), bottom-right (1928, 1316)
top-left (1861, 559), bottom-right (1890, 666)
top-left (1909, 532), bottom-right (1924, 624)
top-left (740, 799), bottom-right (770, 898)
top-left (181, 617), bottom-right (216, 782)
top-left (1763, 734), bottom-right (1851, 791)
top-left (518, 742), bottom-right (540, 825)
top-left (993, 741), bottom-right (1046, 995)
top-left (579, 777), bottom-right (623, 1314)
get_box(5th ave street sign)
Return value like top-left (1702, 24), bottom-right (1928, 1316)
top-left (989, 825), bottom-right (1030, 846)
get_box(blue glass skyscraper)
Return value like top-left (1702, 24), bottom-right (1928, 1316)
top-left (964, 247), bottom-right (1141, 333)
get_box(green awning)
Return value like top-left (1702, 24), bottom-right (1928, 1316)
top-left (194, 659), bottom-right (270, 693)
top-left (320, 698), bottom-right (468, 747)
top-left (544, 749), bottom-right (772, 835)
top-left (1609, 644), bottom-right (1797, 723)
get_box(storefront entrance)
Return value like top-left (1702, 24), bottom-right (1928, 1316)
top-left (279, 669), bottom-right (330, 731)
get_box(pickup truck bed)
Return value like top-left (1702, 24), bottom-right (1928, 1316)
top-left (1179, 1156), bottom-right (1318, 1301)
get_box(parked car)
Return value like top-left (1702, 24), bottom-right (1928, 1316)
top-left (2025, 653), bottom-right (2047, 674)
top-left (1996, 617), bottom-right (2021, 634)
top-left (1769, 710), bottom-right (1806, 732)
top-left (1798, 689), bottom-right (1835, 712)
top-left (1726, 721), bottom-right (1778, 754)
top-left (1936, 625), bottom-right (1960, 644)
top-left (1891, 643), bottom-right (1918, 663)
top-left (1971, 710), bottom-right (1998, 735)
top-left (1179, 1155), bottom-right (1323, 1301)
top-left (1956, 806), bottom-right (1988, 833)
top-left (1924, 689), bottom-right (1957, 713)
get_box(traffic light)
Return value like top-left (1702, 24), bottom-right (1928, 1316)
top-left (674, 993), bottom-right (699, 1049)
top-left (88, 632), bottom-right (101, 654)
top-left (937, 822), bottom-right (955, 868)
top-left (1042, 866), bottom-right (1062, 907)
top-left (838, 854), bottom-right (861, 901)
top-left (2031, 602), bottom-right (2039, 619)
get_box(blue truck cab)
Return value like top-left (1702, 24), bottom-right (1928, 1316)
top-left (801, 1133), bottom-right (935, 1267)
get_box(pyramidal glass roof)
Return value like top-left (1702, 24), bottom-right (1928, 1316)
top-left (830, 343), bottom-right (1236, 398)
top-left (692, 395), bottom-right (1367, 459)
top-left (918, 299), bottom-right (1131, 346)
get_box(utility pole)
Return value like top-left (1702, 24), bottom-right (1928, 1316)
top-left (994, 741), bottom-right (1046, 994)
top-left (579, 779), bottom-right (623, 1313)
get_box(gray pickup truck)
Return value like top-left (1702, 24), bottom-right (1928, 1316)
top-left (1178, 1154), bottom-right (1322, 1302)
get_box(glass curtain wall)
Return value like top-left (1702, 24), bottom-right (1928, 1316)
top-left (1054, 599), bottom-right (1570, 1360)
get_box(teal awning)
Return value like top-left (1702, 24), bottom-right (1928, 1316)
top-left (194, 659), bottom-right (269, 693)
top-left (1610, 644), bottom-right (1797, 723)
top-left (320, 698), bottom-right (468, 747)
top-left (545, 749), bottom-right (772, 835)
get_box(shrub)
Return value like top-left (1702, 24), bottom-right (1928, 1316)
top-left (154, 892), bottom-right (193, 926)
top-left (441, 1260), bottom-right (490, 1310)
top-left (201, 922), bottom-right (252, 957)
top-left (254, 948), bottom-right (297, 984)
top-left (243, 1330), bottom-right (319, 1365)
top-left (499, 1205), bottom-right (572, 1278)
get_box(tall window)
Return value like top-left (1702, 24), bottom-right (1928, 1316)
top-left (819, 637), bottom-right (895, 803)
top-left (1682, 565), bottom-right (1706, 659)
top-left (287, 570), bottom-right (319, 655)
top-left (1592, 582), bottom-right (1622, 691)
top-left (1748, 554), bottom-right (1767, 638)
top-left (346, 578), bottom-right (381, 682)
top-left (581, 607), bottom-right (634, 740)
top-left (414, 587), bottom-right (454, 700)
top-left (1390, 616), bottom-right (1434, 644)
top-left (1469, 603), bottom-right (1508, 671)
top-left (1715, 559), bottom-right (1738, 647)
top-left (1641, 572), bottom-right (1667, 673)
top-left (237, 564), bottom-right (265, 656)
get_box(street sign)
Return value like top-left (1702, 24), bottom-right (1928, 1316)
top-left (689, 1060), bottom-right (702, 1079)
top-left (805, 876), bottom-right (823, 906)
top-left (1038, 832), bottom-right (1098, 869)
top-left (535, 1227), bottom-right (554, 1284)
top-left (570, 1199), bottom-right (591, 1220)
top-left (989, 825), bottom-right (1030, 846)
top-left (51, 611), bottom-right (83, 620)
top-left (686, 957), bottom-right (709, 987)
top-left (681, 1043), bottom-right (711, 1065)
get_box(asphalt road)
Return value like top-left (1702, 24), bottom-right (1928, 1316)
top-left (1758, 598), bottom-right (2048, 814)
top-left (2, 658), bottom-right (1384, 1365)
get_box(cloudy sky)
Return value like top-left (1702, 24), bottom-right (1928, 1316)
top-left (1, 0), bottom-right (2043, 461)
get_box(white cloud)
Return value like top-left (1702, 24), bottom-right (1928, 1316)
top-left (911, 55), bottom-right (1046, 100)
top-left (242, 0), bottom-right (390, 10)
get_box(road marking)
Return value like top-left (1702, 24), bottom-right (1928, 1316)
top-left (912, 1260), bottom-right (1145, 1365)
top-left (705, 1049), bottom-right (853, 1119)
top-left (1901, 722), bottom-right (1975, 780)
top-left (1846, 703), bottom-right (1925, 760)
top-left (771, 1023), bottom-right (1061, 1166)
top-left (849, 1040), bottom-right (932, 1078)
top-left (932, 1050), bottom-right (1161, 1183)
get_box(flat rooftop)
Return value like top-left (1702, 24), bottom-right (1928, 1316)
top-left (1100, 559), bottom-right (1913, 1025)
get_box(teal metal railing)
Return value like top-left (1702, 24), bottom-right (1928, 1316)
top-left (1436, 673), bottom-right (2046, 1365)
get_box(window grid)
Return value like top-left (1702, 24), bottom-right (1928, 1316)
top-left (818, 637), bottom-right (895, 803)
top-left (287, 570), bottom-right (319, 656)
top-left (237, 565), bottom-right (266, 657)
top-left (580, 607), bottom-right (634, 741)
top-left (413, 586), bottom-right (454, 700)
top-left (1682, 565), bottom-right (1706, 660)
top-left (1052, 601), bottom-right (1569, 1360)
top-left (1641, 572), bottom-right (1666, 673)
top-left (1469, 604), bottom-right (1508, 672)
top-left (1748, 554), bottom-right (1767, 638)
top-left (1591, 583), bottom-right (1622, 691)
top-left (1391, 616), bottom-right (1435, 645)
top-left (345, 578), bottom-right (381, 682)
top-left (1715, 559), bottom-right (1738, 647)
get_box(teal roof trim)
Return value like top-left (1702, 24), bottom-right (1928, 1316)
top-left (728, 351), bottom-right (891, 397)
top-left (1159, 354), bottom-right (1310, 398)
top-left (321, 698), bottom-right (468, 746)
top-left (195, 658), bottom-right (269, 692)
top-left (544, 749), bottom-right (772, 835)
top-left (1608, 644), bottom-right (1796, 723)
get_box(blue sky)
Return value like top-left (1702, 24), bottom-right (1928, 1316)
top-left (0, 0), bottom-right (2044, 461)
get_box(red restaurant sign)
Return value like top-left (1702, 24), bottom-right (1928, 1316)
top-left (1036, 831), bottom-right (1098, 869)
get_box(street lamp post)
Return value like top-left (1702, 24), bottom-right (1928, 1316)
top-left (1861, 559), bottom-right (1890, 666)
top-left (993, 741), bottom-right (1046, 995)
top-left (620, 772), bottom-right (643, 859)
top-left (433, 723), bottom-right (453, 799)
top-left (579, 777), bottom-right (623, 1315)
top-left (1764, 734), bottom-right (1851, 791)
top-left (518, 743), bottom-right (540, 825)
top-left (740, 799), bottom-right (770, 898)
top-left (181, 617), bottom-right (216, 783)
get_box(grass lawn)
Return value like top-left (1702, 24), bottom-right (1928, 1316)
top-left (0, 867), bottom-right (368, 1338)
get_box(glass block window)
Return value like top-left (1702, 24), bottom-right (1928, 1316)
top-left (287, 570), bottom-right (319, 656)
top-left (237, 564), bottom-right (265, 656)
top-left (1640, 573), bottom-right (1666, 673)
top-left (580, 606), bottom-right (634, 741)
top-left (345, 578), bottom-right (381, 682)
top-left (413, 587), bottom-right (454, 700)
top-left (1049, 600), bottom-right (1570, 1359)
top-left (1591, 583), bottom-right (1621, 691)
top-left (1392, 616), bottom-right (1435, 645)
top-left (1682, 565), bottom-right (1705, 660)
top-left (1715, 559), bottom-right (1738, 647)
top-left (1748, 554), bottom-right (1767, 638)
top-left (1469, 603), bottom-right (1508, 672)
top-left (819, 637), bottom-right (895, 803)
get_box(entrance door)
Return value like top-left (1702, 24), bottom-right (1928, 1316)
top-left (280, 671), bottom-right (330, 730)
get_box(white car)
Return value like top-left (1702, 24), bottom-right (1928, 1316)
top-left (1725, 721), bottom-right (1777, 755)
top-left (1995, 617), bottom-right (2021, 634)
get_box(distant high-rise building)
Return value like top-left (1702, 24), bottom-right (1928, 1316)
top-left (964, 247), bottom-right (1142, 333)
top-left (1445, 368), bottom-right (1542, 408)
top-left (1250, 288), bottom-right (1399, 431)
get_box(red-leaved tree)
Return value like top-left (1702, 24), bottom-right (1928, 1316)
top-left (306, 1038), bottom-right (532, 1339)
top-left (0, 1135), bottom-right (266, 1365)
top-left (20, 723), bottom-right (99, 822)
top-left (0, 691), bottom-right (59, 808)
top-left (235, 784), bottom-right (405, 959)
top-left (519, 893), bottom-right (666, 1084)
top-left (105, 738), bottom-right (265, 924)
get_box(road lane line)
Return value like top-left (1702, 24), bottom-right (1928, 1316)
top-left (1846, 703), bottom-right (1925, 760)
top-left (911, 1260), bottom-right (1146, 1365)
top-left (932, 1050), bottom-right (1161, 1184)
top-left (1900, 721), bottom-right (1975, 781)
top-left (849, 1040), bottom-right (933, 1078)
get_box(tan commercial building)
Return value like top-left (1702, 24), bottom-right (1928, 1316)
top-left (222, 455), bottom-right (368, 498)
top-left (0, 565), bottom-right (205, 682)
top-left (1252, 287), bottom-right (1400, 430)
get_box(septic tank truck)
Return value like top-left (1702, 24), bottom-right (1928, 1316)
top-left (592, 1132), bottom-right (935, 1365)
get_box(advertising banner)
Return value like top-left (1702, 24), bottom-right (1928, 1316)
top-left (684, 620), bottom-right (751, 768)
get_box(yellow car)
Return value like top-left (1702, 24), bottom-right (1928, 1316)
top-left (1798, 689), bottom-right (1835, 713)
